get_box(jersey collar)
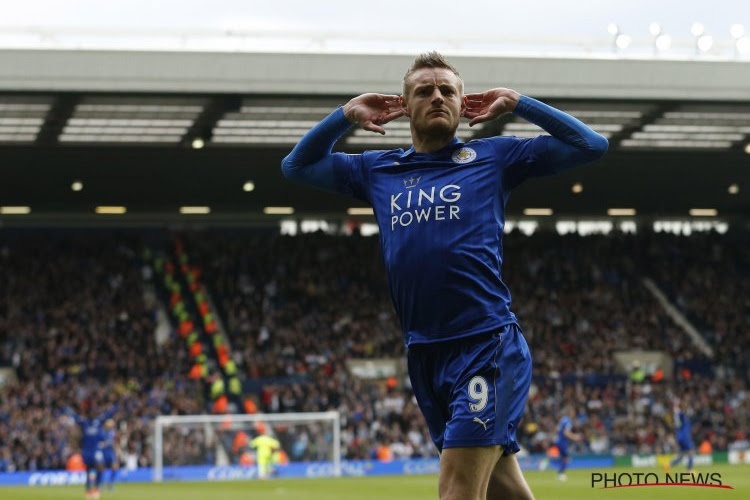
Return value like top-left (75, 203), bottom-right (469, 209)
top-left (399, 137), bottom-right (465, 159)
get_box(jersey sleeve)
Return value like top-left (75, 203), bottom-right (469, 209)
top-left (281, 106), bottom-right (374, 202)
top-left (486, 135), bottom-right (546, 191)
top-left (488, 95), bottom-right (609, 191)
top-left (63, 407), bottom-right (85, 426)
top-left (330, 152), bottom-right (373, 203)
top-left (98, 405), bottom-right (119, 421)
top-left (558, 416), bottom-right (571, 432)
top-left (282, 107), bottom-right (355, 193)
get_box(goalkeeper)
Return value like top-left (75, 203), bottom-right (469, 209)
top-left (251, 424), bottom-right (281, 479)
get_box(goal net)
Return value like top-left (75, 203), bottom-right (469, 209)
top-left (153, 411), bottom-right (341, 482)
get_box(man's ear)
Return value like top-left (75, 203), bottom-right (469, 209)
top-left (400, 95), bottom-right (410, 117)
top-left (460, 95), bottom-right (467, 117)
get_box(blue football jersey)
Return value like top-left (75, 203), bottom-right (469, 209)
top-left (65, 406), bottom-right (118, 454)
top-left (675, 410), bottom-right (691, 440)
top-left (332, 136), bottom-right (546, 345)
top-left (556, 415), bottom-right (572, 446)
top-left (74, 417), bottom-right (105, 454)
top-left (99, 429), bottom-right (116, 452)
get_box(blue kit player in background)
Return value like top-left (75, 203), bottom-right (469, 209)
top-left (668, 399), bottom-right (695, 472)
top-left (554, 406), bottom-right (583, 482)
top-left (282, 52), bottom-right (607, 500)
top-left (63, 404), bottom-right (118, 500)
top-left (100, 419), bottom-right (120, 490)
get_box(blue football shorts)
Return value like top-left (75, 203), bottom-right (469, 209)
top-left (407, 323), bottom-right (532, 454)
top-left (103, 448), bottom-right (116, 467)
top-left (83, 449), bottom-right (105, 468)
top-left (677, 436), bottom-right (694, 452)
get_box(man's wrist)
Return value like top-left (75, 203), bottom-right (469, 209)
top-left (510, 94), bottom-right (528, 115)
top-left (341, 102), bottom-right (357, 124)
top-left (508, 92), bottom-right (521, 111)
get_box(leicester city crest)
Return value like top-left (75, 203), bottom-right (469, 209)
top-left (451, 147), bottom-right (477, 164)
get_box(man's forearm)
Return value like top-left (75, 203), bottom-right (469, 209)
top-left (102, 405), bottom-right (119, 420)
top-left (513, 96), bottom-right (608, 157)
top-left (282, 107), bottom-right (352, 172)
top-left (280, 107), bottom-right (353, 190)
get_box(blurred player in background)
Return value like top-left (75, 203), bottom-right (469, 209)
top-left (251, 423), bottom-right (281, 479)
top-left (667, 398), bottom-right (695, 472)
top-left (282, 51), bottom-right (607, 500)
top-left (100, 419), bottom-right (120, 490)
top-left (63, 403), bottom-right (118, 499)
top-left (554, 406), bottom-right (583, 481)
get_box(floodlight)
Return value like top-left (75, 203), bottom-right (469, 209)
top-left (655, 34), bottom-right (672, 51)
top-left (691, 22), bottom-right (705, 37)
top-left (697, 35), bottom-right (714, 52)
top-left (615, 34), bottom-right (632, 49)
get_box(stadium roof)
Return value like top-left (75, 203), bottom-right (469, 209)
top-left (0, 51), bottom-right (748, 223)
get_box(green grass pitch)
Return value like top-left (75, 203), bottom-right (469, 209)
top-left (2, 465), bottom-right (747, 500)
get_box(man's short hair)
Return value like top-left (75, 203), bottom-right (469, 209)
top-left (403, 51), bottom-right (462, 96)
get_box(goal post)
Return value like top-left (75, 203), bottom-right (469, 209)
top-left (153, 411), bottom-right (341, 482)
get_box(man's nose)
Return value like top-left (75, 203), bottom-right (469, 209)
top-left (431, 89), bottom-right (444, 104)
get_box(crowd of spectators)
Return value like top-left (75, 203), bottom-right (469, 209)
top-left (0, 232), bottom-right (204, 472)
top-left (503, 233), bottom-right (712, 375)
top-left (639, 232), bottom-right (750, 381)
top-left (184, 230), bottom-right (402, 379)
top-left (1, 228), bottom-right (748, 472)
top-left (255, 371), bottom-right (435, 461)
top-left (523, 372), bottom-right (749, 457)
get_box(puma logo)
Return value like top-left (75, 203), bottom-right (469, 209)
top-left (473, 417), bottom-right (491, 431)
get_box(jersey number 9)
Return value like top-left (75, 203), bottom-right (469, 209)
top-left (468, 376), bottom-right (489, 412)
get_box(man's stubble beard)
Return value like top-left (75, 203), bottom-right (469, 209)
top-left (413, 119), bottom-right (458, 143)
